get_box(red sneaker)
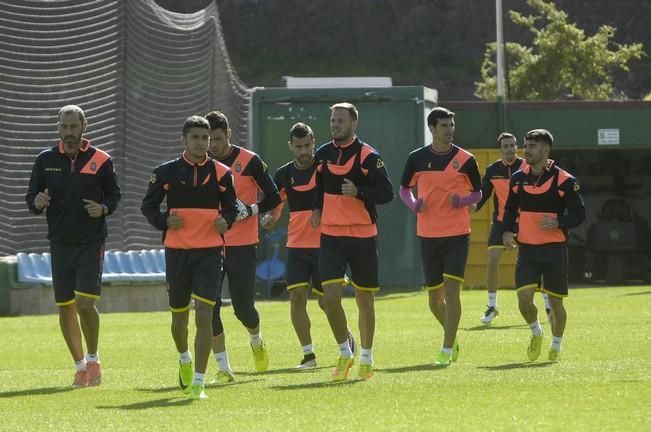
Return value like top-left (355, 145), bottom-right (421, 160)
top-left (72, 369), bottom-right (87, 387)
top-left (86, 362), bottom-right (102, 386)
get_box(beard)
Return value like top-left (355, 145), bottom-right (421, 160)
top-left (62, 135), bottom-right (81, 150)
top-left (297, 155), bottom-right (313, 166)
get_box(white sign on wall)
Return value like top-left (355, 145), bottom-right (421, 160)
top-left (598, 128), bottom-right (620, 145)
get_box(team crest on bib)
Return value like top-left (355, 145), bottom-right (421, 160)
top-left (150, 173), bottom-right (156, 183)
top-left (91, 161), bottom-right (97, 172)
top-left (235, 161), bottom-right (242, 173)
top-left (453, 160), bottom-right (459, 169)
top-left (376, 158), bottom-right (384, 169)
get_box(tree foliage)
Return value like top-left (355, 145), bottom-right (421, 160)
top-left (475, 0), bottom-right (645, 101)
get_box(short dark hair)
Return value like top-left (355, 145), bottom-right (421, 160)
top-left (524, 129), bottom-right (553, 147)
top-left (58, 104), bottom-right (85, 123)
top-left (330, 102), bottom-right (358, 121)
top-left (204, 110), bottom-right (229, 133)
top-left (289, 122), bottom-right (314, 141)
top-left (182, 115), bottom-right (210, 137)
top-left (427, 107), bottom-right (455, 127)
top-left (497, 132), bottom-right (516, 147)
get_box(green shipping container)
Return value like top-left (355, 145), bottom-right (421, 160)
top-left (251, 86), bottom-right (437, 289)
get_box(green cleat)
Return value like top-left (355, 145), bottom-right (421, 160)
top-left (451, 340), bottom-right (460, 362)
top-left (527, 334), bottom-right (544, 361)
top-left (190, 382), bottom-right (207, 400)
top-left (548, 348), bottom-right (561, 362)
top-left (332, 356), bottom-right (355, 382)
top-left (211, 369), bottom-right (235, 385)
top-left (251, 341), bottom-right (269, 372)
top-left (178, 361), bottom-right (193, 394)
top-left (434, 351), bottom-right (451, 366)
top-left (357, 363), bottom-right (374, 381)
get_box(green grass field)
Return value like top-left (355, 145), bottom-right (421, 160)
top-left (1, 286), bottom-right (649, 431)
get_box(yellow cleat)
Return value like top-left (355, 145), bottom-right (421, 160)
top-left (332, 356), bottom-right (355, 382)
top-left (357, 363), bottom-right (374, 381)
top-left (211, 369), bottom-right (235, 384)
top-left (451, 340), bottom-right (460, 362)
top-left (251, 341), bottom-right (269, 372)
top-left (548, 348), bottom-right (561, 362)
top-left (527, 334), bottom-right (544, 361)
top-left (178, 361), bottom-right (193, 394)
top-left (190, 382), bottom-right (207, 400)
top-left (434, 351), bottom-right (451, 366)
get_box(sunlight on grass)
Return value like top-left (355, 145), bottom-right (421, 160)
top-left (0, 287), bottom-right (649, 431)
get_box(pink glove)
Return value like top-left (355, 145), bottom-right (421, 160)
top-left (451, 191), bottom-right (482, 208)
top-left (400, 186), bottom-right (424, 213)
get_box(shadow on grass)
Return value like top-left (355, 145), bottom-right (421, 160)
top-left (463, 324), bottom-right (529, 331)
top-left (135, 378), bottom-right (265, 394)
top-left (477, 361), bottom-right (555, 371)
top-left (96, 397), bottom-right (192, 410)
top-left (236, 366), bottom-right (330, 377)
top-left (617, 290), bottom-right (651, 297)
top-left (0, 386), bottom-right (76, 398)
top-left (270, 379), bottom-right (361, 391)
top-left (375, 292), bottom-right (422, 301)
top-left (205, 378), bottom-right (264, 389)
top-left (375, 363), bottom-right (441, 374)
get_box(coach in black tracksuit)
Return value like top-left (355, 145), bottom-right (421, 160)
top-left (25, 105), bottom-right (121, 387)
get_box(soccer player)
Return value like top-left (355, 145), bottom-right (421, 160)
top-left (400, 107), bottom-right (482, 366)
top-left (502, 129), bottom-right (585, 362)
top-left (26, 104), bottom-right (122, 387)
top-left (141, 115), bottom-right (238, 399)
top-left (312, 103), bottom-right (393, 381)
top-left (205, 111), bottom-right (281, 381)
top-left (261, 122), bottom-right (355, 369)
top-left (472, 133), bottom-right (552, 324)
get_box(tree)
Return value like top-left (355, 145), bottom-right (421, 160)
top-left (475, 0), bottom-right (645, 101)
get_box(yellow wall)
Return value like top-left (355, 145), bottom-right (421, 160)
top-left (466, 149), bottom-right (517, 288)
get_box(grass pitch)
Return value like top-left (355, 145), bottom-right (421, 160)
top-left (0, 286), bottom-right (649, 431)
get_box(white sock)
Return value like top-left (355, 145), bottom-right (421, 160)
top-left (488, 292), bottom-right (497, 308)
top-left (339, 340), bottom-right (353, 358)
top-left (192, 372), bottom-right (205, 386)
top-left (542, 293), bottom-right (551, 310)
top-left (528, 320), bottom-right (543, 336)
top-left (75, 359), bottom-right (87, 371)
top-left (441, 347), bottom-right (453, 356)
top-left (360, 348), bottom-right (373, 365)
top-left (551, 336), bottom-right (563, 351)
top-left (179, 350), bottom-right (192, 364)
top-left (214, 351), bottom-right (231, 372)
top-left (302, 344), bottom-right (314, 355)
top-left (250, 333), bottom-right (263, 348)
top-left (85, 352), bottom-right (99, 363)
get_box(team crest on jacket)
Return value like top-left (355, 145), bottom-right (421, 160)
top-left (150, 173), bottom-right (156, 183)
top-left (235, 161), bottom-right (242, 173)
top-left (574, 182), bottom-right (580, 191)
top-left (376, 159), bottom-right (384, 168)
top-left (453, 160), bottom-right (459, 169)
top-left (91, 161), bottom-right (97, 171)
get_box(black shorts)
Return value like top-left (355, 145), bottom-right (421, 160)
top-left (286, 247), bottom-right (323, 295)
top-left (319, 234), bottom-right (379, 291)
top-left (488, 220), bottom-right (507, 248)
top-left (165, 247), bottom-right (223, 311)
top-left (516, 243), bottom-right (568, 297)
top-left (420, 235), bottom-right (470, 289)
top-left (50, 239), bottom-right (105, 306)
